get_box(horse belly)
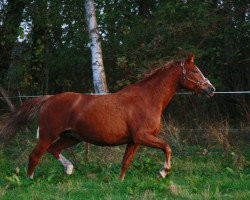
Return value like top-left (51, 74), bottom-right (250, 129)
top-left (73, 115), bottom-right (130, 146)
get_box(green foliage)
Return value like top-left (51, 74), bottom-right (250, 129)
top-left (0, 0), bottom-right (249, 121)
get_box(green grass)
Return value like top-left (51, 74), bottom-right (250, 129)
top-left (0, 135), bottom-right (249, 200)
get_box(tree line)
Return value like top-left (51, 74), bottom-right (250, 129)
top-left (0, 0), bottom-right (249, 124)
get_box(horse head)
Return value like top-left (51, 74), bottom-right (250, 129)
top-left (180, 53), bottom-right (215, 97)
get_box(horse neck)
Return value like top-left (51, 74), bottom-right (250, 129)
top-left (138, 65), bottom-right (182, 113)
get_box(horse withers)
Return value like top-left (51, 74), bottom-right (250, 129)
top-left (0, 53), bottom-right (215, 180)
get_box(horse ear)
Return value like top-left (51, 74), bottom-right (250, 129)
top-left (187, 53), bottom-right (195, 63)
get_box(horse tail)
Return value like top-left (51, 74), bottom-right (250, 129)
top-left (0, 95), bottom-right (51, 143)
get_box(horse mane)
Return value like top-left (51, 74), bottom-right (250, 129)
top-left (142, 59), bottom-right (180, 81)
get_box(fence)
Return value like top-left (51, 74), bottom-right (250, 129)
top-left (1, 91), bottom-right (250, 101)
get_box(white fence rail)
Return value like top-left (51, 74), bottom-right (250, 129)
top-left (0, 91), bottom-right (250, 101)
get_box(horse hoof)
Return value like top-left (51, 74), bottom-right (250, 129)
top-left (65, 164), bottom-right (73, 175)
top-left (158, 170), bottom-right (170, 179)
top-left (119, 175), bottom-right (125, 182)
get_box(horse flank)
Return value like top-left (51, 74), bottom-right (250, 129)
top-left (0, 95), bottom-right (51, 143)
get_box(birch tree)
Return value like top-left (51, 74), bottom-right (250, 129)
top-left (84, 0), bottom-right (108, 161)
top-left (85, 0), bottom-right (108, 93)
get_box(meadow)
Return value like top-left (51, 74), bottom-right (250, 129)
top-left (0, 127), bottom-right (249, 200)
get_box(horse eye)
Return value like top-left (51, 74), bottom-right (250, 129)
top-left (191, 70), bottom-right (198, 74)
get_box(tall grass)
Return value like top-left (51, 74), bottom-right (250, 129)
top-left (0, 121), bottom-right (249, 199)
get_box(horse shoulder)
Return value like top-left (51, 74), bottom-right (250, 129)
top-left (121, 93), bottom-right (161, 136)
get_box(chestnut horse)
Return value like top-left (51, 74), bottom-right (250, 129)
top-left (0, 54), bottom-right (215, 180)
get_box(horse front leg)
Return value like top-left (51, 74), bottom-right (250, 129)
top-left (119, 144), bottom-right (140, 181)
top-left (133, 133), bottom-right (172, 178)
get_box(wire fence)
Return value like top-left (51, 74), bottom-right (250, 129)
top-left (0, 91), bottom-right (250, 101)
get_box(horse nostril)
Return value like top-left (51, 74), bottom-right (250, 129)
top-left (210, 86), bottom-right (215, 93)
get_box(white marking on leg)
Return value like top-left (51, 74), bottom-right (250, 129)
top-left (36, 127), bottom-right (39, 139)
top-left (159, 170), bottom-right (167, 178)
top-left (159, 161), bottom-right (169, 178)
top-left (164, 161), bottom-right (169, 170)
top-left (59, 154), bottom-right (74, 175)
top-left (29, 173), bottom-right (34, 179)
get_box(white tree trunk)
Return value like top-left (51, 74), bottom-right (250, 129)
top-left (85, 0), bottom-right (108, 93)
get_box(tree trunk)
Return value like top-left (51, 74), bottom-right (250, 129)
top-left (0, 85), bottom-right (15, 111)
top-left (84, 0), bottom-right (109, 161)
top-left (29, 0), bottom-right (49, 94)
top-left (139, 0), bottom-right (151, 16)
top-left (84, 0), bottom-right (108, 93)
top-left (0, 0), bottom-right (26, 74)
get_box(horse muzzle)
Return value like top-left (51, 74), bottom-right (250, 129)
top-left (203, 84), bottom-right (215, 97)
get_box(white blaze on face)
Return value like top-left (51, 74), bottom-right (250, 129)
top-left (197, 67), bottom-right (206, 79)
top-left (196, 67), bottom-right (211, 84)
top-left (59, 154), bottom-right (74, 175)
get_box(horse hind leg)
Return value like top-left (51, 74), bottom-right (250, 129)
top-left (85, 143), bottom-right (90, 162)
top-left (47, 134), bottom-right (81, 175)
top-left (27, 139), bottom-right (53, 179)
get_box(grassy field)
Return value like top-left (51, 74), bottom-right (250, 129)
top-left (0, 132), bottom-right (249, 200)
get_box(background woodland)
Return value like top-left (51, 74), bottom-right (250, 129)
top-left (0, 0), bottom-right (249, 125)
